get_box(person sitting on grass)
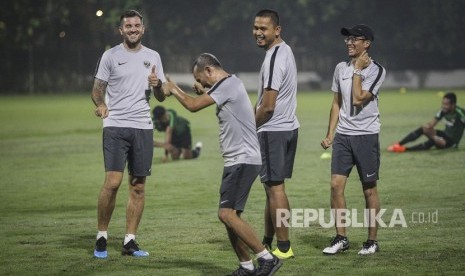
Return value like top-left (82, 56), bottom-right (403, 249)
top-left (388, 92), bottom-right (465, 152)
top-left (152, 105), bottom-right (202, 161)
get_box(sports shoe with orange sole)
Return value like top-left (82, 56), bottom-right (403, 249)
top-left (387, 143), bottom-right (406, 153)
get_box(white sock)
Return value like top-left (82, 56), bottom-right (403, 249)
top-left (96, 231), bottom-right (107, 240)
top-left (124, 234), bottom-right (136, 245)
top-left (256, 249), bottom-right (273, 260)
top-left (240, 260), bottom-right (254, 271)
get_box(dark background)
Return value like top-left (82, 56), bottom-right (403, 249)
top-left (1, 0), bottom-right (464, 94)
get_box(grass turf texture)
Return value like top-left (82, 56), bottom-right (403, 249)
top-left (0, 90), bottom-right (464, 275)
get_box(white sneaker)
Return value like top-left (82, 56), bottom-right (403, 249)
top-left (358, 240), bottom-right (379, 255)
top-left (323, 235), bottom-right (349, 255)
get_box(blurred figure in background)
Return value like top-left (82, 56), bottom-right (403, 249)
top-left (152, 105), bottom-right (202, 161)
top-left (388, 92), bottom-right (465, 152)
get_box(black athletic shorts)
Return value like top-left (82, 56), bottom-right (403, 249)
top-left (436, 130), bottom-right (456, 148)
top-left (258, 129), bottom-right (298, 184)
top-left (171, 127), bottom-right (192, 149)
top-left (103, 127), bottom-right (153, 177)
top-left (331, 133), bottom-right (380, 183)
top-left (219, 164), bottom-right (260, 211)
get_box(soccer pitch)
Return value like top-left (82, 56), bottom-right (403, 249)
top-left (0, 90), bottom-right (464, 275)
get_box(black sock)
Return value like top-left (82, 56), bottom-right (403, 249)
top-left (262, 236), bottom-right (273, 249)
top-left (399, 127), bottom-right (423, 145)
top-left (406, 139), bottom-right (435, 151)
top-left (277, 240), bottom-right (290, 253)
top-left (192, 147), bottom-right (200, 158)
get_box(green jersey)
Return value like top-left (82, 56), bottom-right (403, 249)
top-left (435, 106), bottom-right (465, 144)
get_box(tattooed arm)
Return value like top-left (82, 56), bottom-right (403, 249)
top-left (91, 78), bottom-right (109, 119)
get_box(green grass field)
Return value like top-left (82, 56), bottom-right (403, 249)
top-left (1, 90), bottom-right (464, 275)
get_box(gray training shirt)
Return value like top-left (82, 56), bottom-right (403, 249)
top-left (257, 41), bottom-right (300, 132)
top-left (208, 75), bottom-right (262, 167)
top-left (331, 60), bottom-right (386, 135)
top-left (95, 43), bottom-right (166, 130)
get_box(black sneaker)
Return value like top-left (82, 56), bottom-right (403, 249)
top-left (121, 239), bottom-right (149, 257)
top-left (193, 141), bottom-right (202, 159)
top-left (256, 255), bottom-right (282, 276)
top-left (93, 237), bottom-right (107, 259)
top-left (358, 240), bottom-right (379, 255)
top-left (229, 266), bottom-right (256, 276)
top-left (322, 234), bottom-right (349, 255)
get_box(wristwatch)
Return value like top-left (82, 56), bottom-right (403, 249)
top-left (353, 69), bottom-right (362, 76)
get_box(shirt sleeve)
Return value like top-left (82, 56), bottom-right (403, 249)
top-left (331, 63), bottom-right (342, 93)
top-left (362, 63), bottom-right (386, 96)
top-left (267, 62), bottom-right (285, 92)
top-left (209, 86), bottom-right (230, 106)
top-left (262, 48), bottom-right (285, 92)
top-left (457, 108), bottom-right (465, 124)
top-left (94, 51), bottom-right (112, 82)
top-left (168, 110), bottom-right (175, 128)
top-left (435, 109), bottom-right (446, 120)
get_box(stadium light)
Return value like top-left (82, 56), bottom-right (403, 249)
top-left (96, 10), bottom-right (103, 17)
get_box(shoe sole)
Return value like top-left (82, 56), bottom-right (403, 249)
top-left (358, 246), bottom-right (380, 255)
top-left (94, 250), bottom-right (108, 259)
top-left (275, 254), bottom-right (295, 260)
top-left (121, 250), bottom-right (149, 257)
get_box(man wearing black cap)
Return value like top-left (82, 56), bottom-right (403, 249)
top-left (321, 24), bottom-right (386, 255)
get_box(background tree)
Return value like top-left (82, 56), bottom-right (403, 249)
top-left (1, 0), bottom-right (464, 94)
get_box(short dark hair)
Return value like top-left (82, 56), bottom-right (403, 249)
top-left (120, 10), bottom-right (143, 26)
top-left (192, 53), bottom-right (222, 73)
top-left (256, 9), bottom-right (280, 26)
top-left (444, 92), bottom-right (457, 105)
top-left (152, 105), bottom-right (166, 120)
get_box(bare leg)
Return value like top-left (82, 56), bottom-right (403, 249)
top-left (264, 183), bottom-right (290, 242)
top-left (219, 208), bottom-right (266, 261)
top-left (263, 193), bottom-right (275, 240)
top-left (330, 174), bottom-right (348, 236)
top-left (126, 176), bottom-right (146, 234)
top-left (98, 171), bottom-right (124, 230)
top-left (423, 126), bottom-right (447, 148)
top-left (181, 148), bottom-right (193, 159)
top-left (226, 226), bottom-right (251, 262)
top-left (170, 148), bottom-right (181, 160)
top-left (362, 183), bottom-right (380, 240)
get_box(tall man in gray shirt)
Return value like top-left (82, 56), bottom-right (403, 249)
top-left (321, 24), bottom-right (386, 256)
top-left (163, 53), bottom-right (282, 276)
top-left (91, 10), bottom-right (166, 259)
top-left (253, 9), bottom-right (300, 259)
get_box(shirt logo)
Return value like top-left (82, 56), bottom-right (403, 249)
top-left (118, 61), bottom-right (127, 65)
top-left (143, 61), bottom-right (151, 68)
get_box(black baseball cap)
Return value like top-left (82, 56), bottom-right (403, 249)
top-left (341, 24), bottom-right (374, 41)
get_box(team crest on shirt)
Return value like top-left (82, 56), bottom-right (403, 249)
top-left (143, 61), bottom-right (151, 68)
